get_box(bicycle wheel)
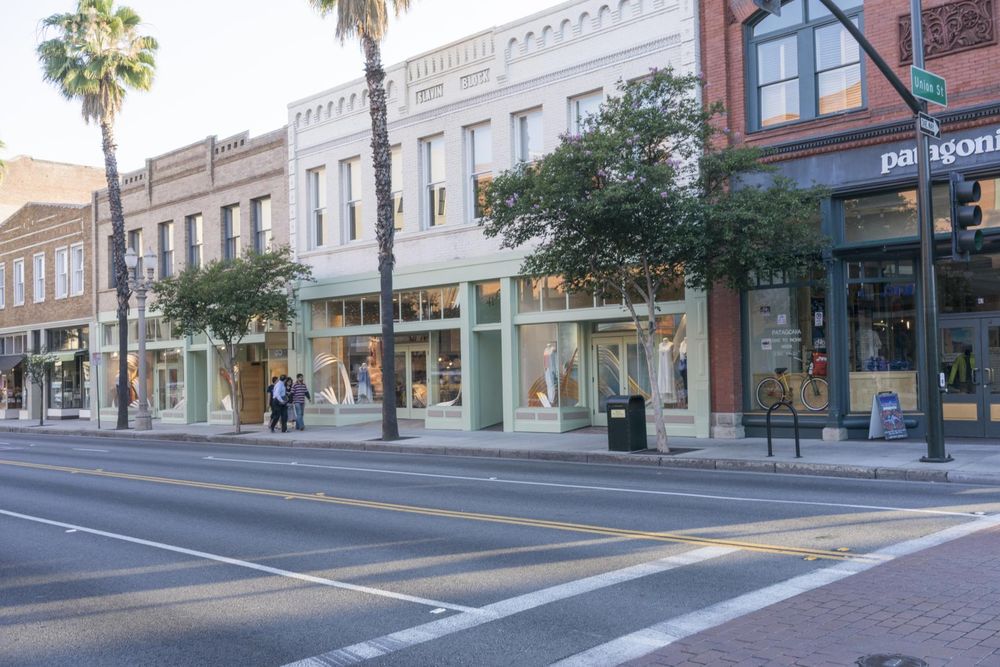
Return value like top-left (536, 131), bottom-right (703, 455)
top-left (800, 377), bottom-right (829, 412)
top-left (755, 377), bottom-right (785, 410)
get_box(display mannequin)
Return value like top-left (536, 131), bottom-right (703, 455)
top-left (357, 362), bottom-right (373, 402)
top-left (543, 342), bottom-right (557, 405)
top-left (657, 338), bottom-right (676, 402)
top-left (857, 316), bottom-right (883, 369)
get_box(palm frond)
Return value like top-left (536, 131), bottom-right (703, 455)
top-left (308, 0), bottom-right (414, 42)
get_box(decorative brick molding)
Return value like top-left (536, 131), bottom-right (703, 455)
top-left (899, 0), bottom-right (996, 64)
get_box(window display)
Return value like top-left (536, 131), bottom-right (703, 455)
top-left (519, 323), bottom-right (579, 407)
top-left (430, 330), bottom-right (462, 406)
top-left (312, 336), bottom-right (384, 405)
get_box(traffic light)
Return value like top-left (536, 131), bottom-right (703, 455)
top-left (950, 172), bottom-right (983, 261)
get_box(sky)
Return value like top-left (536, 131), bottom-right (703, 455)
top-left (0, 0), bottom-right (567, 171)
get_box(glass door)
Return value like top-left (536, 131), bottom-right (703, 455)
top-left (395, 345), bottom-right (428, 420)
top-left (591, 336), bottom-right (651, 426)
top-left (984, 319), bottom-right (1000, 438)
top-left (941, 319), bottom-right (982, 437)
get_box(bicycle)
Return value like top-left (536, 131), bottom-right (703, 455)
top-left (755, 352), bottom-right (829, 412)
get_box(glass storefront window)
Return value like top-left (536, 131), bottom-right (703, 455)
top-left (843, 186), bottom-right (949, 243)
top-left (48, 326), bottom-right (88, 351)
top-left (476, 281), bottom-right (501, 324)
top-left (430, 330), bottom-right (462, 406)
top-left (593, 316), bottom-right (689, 409)
top-left (518, 323), bottom-right (579, 407)
top-left (312, 335), bottom-right (384, 405)
top-left (518, 276), bottom-right (684, 313)
top-left (1, 364), bottom-right (24, 409)
top-left (105, 352), bottom-right (147, 409)
top-left (156, 349), bottom-right (185, 411)
top-left (938, 254), bottom-right (1000, 314)
top-left (847, 261), bottom-right (918, 411)
top-left (746, 280), bottom-right (827, 413)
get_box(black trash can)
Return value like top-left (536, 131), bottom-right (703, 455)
top-left (606, 395), bottom-right (647, 452)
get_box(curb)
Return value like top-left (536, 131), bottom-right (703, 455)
top-left (2, 425), bottom-right (997, 486)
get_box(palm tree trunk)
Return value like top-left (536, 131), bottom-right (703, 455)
top-left (100, 120), bottom-right (132, 430)
top-left (362, 33), bottom-right (399, 441)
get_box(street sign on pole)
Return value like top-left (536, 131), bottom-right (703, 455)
top-left (917, 112), bottom-right (940, 139)
top-left (752, 0), bottom-right (782, 15)
top-left (911, 65), bottom-right (947, 107)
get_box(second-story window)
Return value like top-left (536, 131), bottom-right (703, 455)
top-left (186, 214), bottom-right (203, 269)
top-left (159, 221), bottom-right (174, 277)
top-left (308, 167), bottom-right (327, 248)
top-left (222, 204), bottom-right (241, 260)
top-left (748, 0), bottom-right (863, 130)
top-left (70, 244), bottom-right (84, 296)
top-left (128, 229), bottom-right (143, 274)
top-left (0, 263), bottom-right (5, 309)
top-left (33, 253), bottom-right (45, 303)
top-left (55, 247), bottom-right (69, 299)
top-left (514, 108), bottom-right (543, 163)
top-left (467, 123), bottom-right (492, 221)
top-left (391, 146), bottom-right (403, 231)
top-left (13, 259), bottom-right (24, 306)
top-left (423, 135), bottom-right (446, 228)
top-left (570, 90), bottom-right (603, 134)
top-left (342, 158), bottom-right (363, 241)
top-left (252, 197), bottom-right (272, 252)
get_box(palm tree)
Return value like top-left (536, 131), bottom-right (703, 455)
top-left (308, 0), bottom-right (412, 441)
top-left (38, 0), bottom-right (157, 430)
top-left (0, 139), bottom-right (6, 182)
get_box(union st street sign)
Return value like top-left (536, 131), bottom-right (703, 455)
top-left (911, 66), bottom-right (947, 107)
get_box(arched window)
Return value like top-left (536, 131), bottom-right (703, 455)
top-left (746, 0), bottom-right (864, 130)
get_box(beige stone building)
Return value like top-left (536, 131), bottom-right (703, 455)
top-left (92, 129), bottom-right (289, 425)
top-left (0, 156), bottom-right (105, 223)
top-left (0, 202), bottom-right (94, 420)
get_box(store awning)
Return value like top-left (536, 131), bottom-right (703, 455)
top-left (0, 355), bottom-right (24, 373)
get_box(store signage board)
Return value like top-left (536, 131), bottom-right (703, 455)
top-left (911, 66), bottom-right (947, 107)
top-left (917, 112), bottom-right (941, 139)
top-left (868, 391), bottom-right (908, 440)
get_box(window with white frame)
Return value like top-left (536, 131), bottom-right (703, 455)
top-left (55, 247), bottom-right (69, 299)
top-left (308, 167), bottom-right (327, 248)
top-left (570, 90), bottom-right (603, 134)
top-left (128, 229), bottom-right (143, 274)
top-left (423, 135), bottom-right (446, 227)
top-left (159, 221), bottom-right (174, 277)
top-left (747, 0), bottom-right (864, 129)
top-left (467, 123), bottom-right (493, 220)
top-left (0, 263), bottom-right (5, 309)
top-left (252, 197), bottom-right (272, 252)
top-left (342, 158), bottom-right (363, 241)
top-left (186, 214), bottom-right (203, 269)
top-left (13, 259), bottom-right (24, 306)
top-left (514, 108), bottom-right (543, 163)
top-left (33, 253), bottom-right (45, 303)
top-left (222, 204), bottom-right (241, 260)
top-left (70, 244), bottom-right (84, 296)
top-left (391, 146), bottom-right (403, 231)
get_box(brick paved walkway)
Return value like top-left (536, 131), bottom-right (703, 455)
top-left (629, 527), bottom-right (1000, 667)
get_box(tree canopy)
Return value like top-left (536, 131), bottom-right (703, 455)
top-left (307, 0), bottom-right (413, 42)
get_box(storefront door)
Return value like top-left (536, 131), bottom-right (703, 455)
top-left (394, 344), bottom-right (428, 420)
top-left (941, 316), bottom-right (1000, 437)
top-left (591, 335), bottom-right (649, 426)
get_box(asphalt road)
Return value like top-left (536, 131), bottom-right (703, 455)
top-left (2, 432), bottom-right (999, 666)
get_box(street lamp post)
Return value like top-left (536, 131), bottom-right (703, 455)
top-left (125, 247), bottom-right (156, 431)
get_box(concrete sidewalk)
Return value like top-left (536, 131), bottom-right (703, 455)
top-left (2, 418), bottom-right (1000, 485)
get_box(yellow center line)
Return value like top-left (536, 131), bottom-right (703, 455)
top-left (0, 458), bottom-right (874, 562)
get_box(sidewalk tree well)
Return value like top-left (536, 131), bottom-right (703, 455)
top-left (151, 247), bottom-right (313, 434)
top-left (482, 68), bottom-right (828, 452)
top-left (307, 0), bottom-right (414, 442)
top-left (23, 351), bottom-right (56, 427)
top-left (38, 0), bottom-right (158, 431)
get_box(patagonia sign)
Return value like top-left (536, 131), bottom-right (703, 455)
top-left (880, 128), bottom-right (1000, 175)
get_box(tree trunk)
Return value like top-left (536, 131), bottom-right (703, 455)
top-left (101, 120), bottom-right (132, 430)
top-left (231, 345), bottom-right (242, 434)
top-left (362, 33), bottom-right (399, 441)
top-left (639, 315), bottom-right (669, 452)
top-left (39, 376), bottom-right (44, 428)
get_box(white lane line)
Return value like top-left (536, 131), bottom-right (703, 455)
top-left (73, 448), bottom-right (109, 453)
top-left (553, 514), bottom-right (1000, 666)
top-left (282, 545), bottom-right (737, 667)
top-left (203, 455), bottom-right (981, 518)
top-left (0, 508), bottom-right (477, 614)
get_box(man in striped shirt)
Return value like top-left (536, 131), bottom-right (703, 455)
top-left (291, 373), bottom-right (311, 431)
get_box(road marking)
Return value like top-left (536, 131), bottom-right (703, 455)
top-left (201, 455), bottom-right (982, 518)
top-left (283, 545), bottom-right (737, 667)
top-left (0, 508), bottom-right (478, 613)
top-left (0, 458), bottom-right (875, 561)
top-left (73, 448), bottom-right (109, 453)
top-left (552, 514), bottom-right (1000, 666)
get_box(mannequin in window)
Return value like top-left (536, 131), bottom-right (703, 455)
top-left (857, 316), bottom-right (883, 370)
top-left (357, 361), bottom-right (373, 402)
top-left (543, 342), bottom-right (557, 405)
top-left (657, 337), bottom-right (676, 403)
top-left (948, 346), bottom-right (976, 394)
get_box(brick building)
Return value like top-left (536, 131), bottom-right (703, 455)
top-left (701, 0), bottom-right (1000, 439)
top-left (287, 0), bottom-right (712, 435)
top-left (0, 202), bottom-right (94, 420)
top-left (91, 129), bottom-right (289, 425)
top-left (0, 156), bottom-right (105, 223)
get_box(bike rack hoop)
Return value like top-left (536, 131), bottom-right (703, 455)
top-left (765, 399), bottom-right (802, 458)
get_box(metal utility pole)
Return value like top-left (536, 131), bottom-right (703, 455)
top-left (760, 0), bottom-right (951, 462)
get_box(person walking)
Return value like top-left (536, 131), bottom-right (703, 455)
top-left (265, 376), bottom-right (278, 424)
top-left (291, 373), bottom-right (311, 431)
top-left (269, 374), bottom-right (289, 433)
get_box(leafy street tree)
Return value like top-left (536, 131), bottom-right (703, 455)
top-left (307, 0), bottom-right (413, 442)
top-left (23, 351), bottom-right (57, 427)
top-left (483, 69), bottom-right (828, 452)
top-left (152, 248), bottom-right (313, 434)
top-left (38, 0), bottom-right (158, 431)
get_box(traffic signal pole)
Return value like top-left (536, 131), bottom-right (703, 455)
top-left (812, 0), bottom-right (951, 461)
